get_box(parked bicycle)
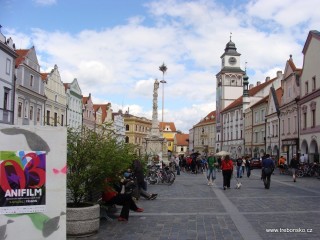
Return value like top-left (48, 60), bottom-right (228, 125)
top-left (145, 164), bottom-right (175, 185)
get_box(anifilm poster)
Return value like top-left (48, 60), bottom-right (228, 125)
top-left (0, 151), bottom-right (46, 214)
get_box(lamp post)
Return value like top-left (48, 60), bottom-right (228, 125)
top-left (159, 63), bottom-right (167, 124)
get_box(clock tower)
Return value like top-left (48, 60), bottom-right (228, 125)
top-left (215, 37), bottom-right (245, 152)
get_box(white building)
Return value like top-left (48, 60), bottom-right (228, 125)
top-left (0, 32), bottom-right (17, 124)
top-left (298, 30), bottom-right (320, 163)
top-left (42, 65), bottom-right (67, 127)
top-left (64, 78), bottom-right (83, 129)
top-left (14, 47), bottom-right (46, 125)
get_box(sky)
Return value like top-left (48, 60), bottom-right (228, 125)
top-left (1, 0), bottom-right (319, 133)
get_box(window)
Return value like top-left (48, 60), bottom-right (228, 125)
top-left (18, 102), bottom-right (23, 117)
top-left (311, 110), bottom-right (315, 128)
top-left (6, 59), bottom-right (11, 75)
top-left (261, 109), bottom-right (265, 122)
top-left (294, 116), bottom-right (297, 133)
top-left (180, 147), bottom-right (183, 151)
top-left (305, 81), bottom-right (308, 94)
top-left (288, 118), bottom-right (290, 134)
top-left (3, 90), bottom-right (9, 110)
top-left (24, 101), bottom-right (28, 118)
top-left (29, 106), bottom-right (33, 120)
top-left (30, 75), bottom-right (34, 87)
top-left (125, 136), bottom-right (129, 143)
top-left (47, 110), bottom-right (50, 125)
top-left (255, 132), bottom-right (258, 143)
top-left (312, 76), bottom-right (316, 91)
top-left (37, 108), bottom-right (41, 122)
top-left (282, 120), bottom-right (285, 134)
top-left (236, 111), bottom-right (238, 120)
top-left (303, 112), bottom-right (307, 129)
top-left (255, 112), bottom-right (259, 123)
top-left (61, 114), bottom-right (64, 126)
top-left (54, 112), bottom-right (58, 126)
top-left (55, 95), bottom-right (58, 102)
top-left (240, 130), bottom-right (243, 139)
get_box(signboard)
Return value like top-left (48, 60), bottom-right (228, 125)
top-left (0, 151), bottom-right (46, 214)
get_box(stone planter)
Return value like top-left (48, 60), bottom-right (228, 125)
top-left (67, 204), bottom-right (100, 237)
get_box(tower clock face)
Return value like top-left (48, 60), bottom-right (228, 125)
top-left (229, 57), bottom-right (237, 65)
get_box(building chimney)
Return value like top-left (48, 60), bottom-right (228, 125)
top-left (249, 84), bottom-right (254, 89)
top-left (265, 76), bottom-right (270, 82)
top-left (257, 81), bottom-right (261, 86)
top-left (277, 70), bottom-right (283, 79)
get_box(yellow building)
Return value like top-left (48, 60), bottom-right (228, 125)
top-left (123, 112), bottom-right (152, 156)
top-left (159, 122), bottom-right (177, 157)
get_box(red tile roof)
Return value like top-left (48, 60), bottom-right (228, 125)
top-left (175, 133), bottom-right (189, 146)
top-left (159, 122), bottom-right (176, 132)
top-left (63, 83), bottom-right (70, 92)
top-left (275, 87), bottom-right (282, 104)
top-left (40, 73), bottom-right (48, 82)
top-left (93, 103), bottom-right (111, 122)
top-left (15, 49), bottom-right (29, 68)
top-left (82, 96), bottom-right (89, 104)
top-left (194, 111), bottom-right (216, 126)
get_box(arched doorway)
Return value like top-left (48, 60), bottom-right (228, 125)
top-left (309, 139), bottom-right (319, 163)
top-left (301, 140), bottom-right (309, 161)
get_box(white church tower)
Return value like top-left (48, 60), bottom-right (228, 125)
top-left (215, 35), bottom-right (245, 153)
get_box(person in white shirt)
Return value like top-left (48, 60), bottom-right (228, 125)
top-left (300, 154), bottom-right (306, 165)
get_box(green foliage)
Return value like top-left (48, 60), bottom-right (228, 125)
top-left (67, 126), bottom-right (137, 207)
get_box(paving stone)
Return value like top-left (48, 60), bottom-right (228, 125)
top-left (68, 169), bottom-right (320, 240)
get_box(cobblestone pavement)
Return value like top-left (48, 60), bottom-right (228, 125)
top-left (68, 168), bottom-right (320, 240)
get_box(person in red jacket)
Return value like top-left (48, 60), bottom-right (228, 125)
top-left (102, 178), bottom-right (144, 222)
top-left (221, 155), bottom-right (234, 190)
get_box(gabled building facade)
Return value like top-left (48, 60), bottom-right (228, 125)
top-left (298, 30), bottom-right (320, 163)
top-left (159, 122), bottom-right (177, 157)
top-left (192, 111), bottom-right (216, 156)
top-left (173, 133), bottom-right (189, 156)
top-left (265, 86), bottom-right (282, 160)
top-left (42, 65), bottom-right (67, 126)
top-left (0, 33), bottom-right (18, 124)
top-left (14, 47), bottom-right (46, 125)
top-left (64, 78), bottom-right (82, 129)
top-left (250, 95), bottom-right (268, 158)
top-left (82, 93), bottom-right (95, 129)
top-left (112, 110), bottom-right (125, 143)
top-left (279, 56), bottom-right (301, 161)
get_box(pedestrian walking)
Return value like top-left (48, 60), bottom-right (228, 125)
top-left (221, 155), bottom-right (234, 190)
top-left (261, 154), bottom-right (275, 189)
top-left (174, 155), bottom-right (181, 175)
top-left (241, 156), bottom-right (246, 175)
top-left (236, 157), bottom-right (242, 178)
top-left (278, 156), bottom-right (286, 174)
top-left (245, 156), bottom-right (251, 177)
top-left (290, 154), bottom-right (299, 182)
top-left (206, 152), bottom-right (217, 185)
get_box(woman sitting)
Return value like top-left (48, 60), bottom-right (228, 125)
top-left (102, 178), bottom-right (144, 222)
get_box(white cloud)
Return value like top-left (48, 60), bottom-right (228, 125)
top-left (5, 0), bottom-right (319, 132)
top-left (33, 0), bottom-right (56, 6)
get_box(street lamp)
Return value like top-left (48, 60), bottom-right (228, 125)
top-left (159, 63), bottom-right (167, 124)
